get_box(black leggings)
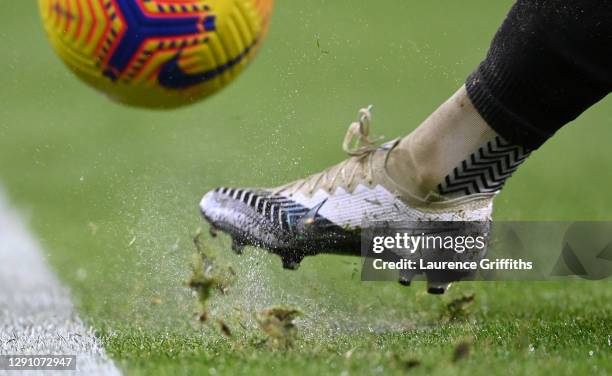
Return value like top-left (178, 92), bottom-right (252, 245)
top-left (466, 0), bottom-right (612, 150)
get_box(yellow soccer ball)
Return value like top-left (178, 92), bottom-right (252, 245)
top-left (38, 0), bottom-right (273, 108)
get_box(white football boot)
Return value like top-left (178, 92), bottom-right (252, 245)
top-left (200, 98), bottom-right (529, 292)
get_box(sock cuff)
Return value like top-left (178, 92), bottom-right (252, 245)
top-left (465, 0), bottom-right (612, 151)
top-left (466, 66), bottom-right (551, 150)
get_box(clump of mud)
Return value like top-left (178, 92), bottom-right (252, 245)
top-left (188, 230), bottom-right (305, 344)
top-left (391, 353), bottom-right (421, 370)
top-left (452, 336), bottom-right (475, 363)
top-left (188, 229), bottom-right (235, 324)
top-left (256, 305), bottom-right (303, 348)
top-left (442, 293), bottom-right (475, 322)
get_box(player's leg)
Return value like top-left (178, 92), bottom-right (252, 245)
top-left (466, 0), bottom-right (612, 151)
top-left (200, 0), bottom-right (612, 281)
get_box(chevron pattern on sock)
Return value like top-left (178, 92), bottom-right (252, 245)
top-left (438, 136), bottom-right (531, 196)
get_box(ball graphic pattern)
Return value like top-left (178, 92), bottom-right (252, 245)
top-left (39, 0), bottom-right (273, 108)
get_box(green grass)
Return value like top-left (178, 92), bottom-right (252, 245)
top-left (1, 1), bottom-right (611, 375)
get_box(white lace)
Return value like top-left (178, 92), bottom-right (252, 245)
top-left (274, 106), bottom-right (387, 195)
top-left (341, 105), bottom-right (383, 155)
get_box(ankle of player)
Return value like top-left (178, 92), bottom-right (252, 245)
top-left (386, 137), bottom-right (448, 199)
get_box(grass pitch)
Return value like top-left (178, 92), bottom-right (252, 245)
top-left (1, 1), bottom-right (611, 375)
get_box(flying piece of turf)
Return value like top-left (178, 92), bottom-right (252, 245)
top-left (256, 306), bottom-right (303, 348)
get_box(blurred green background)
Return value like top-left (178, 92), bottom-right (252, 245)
top-left (0, 1), bottom-right (611, 375)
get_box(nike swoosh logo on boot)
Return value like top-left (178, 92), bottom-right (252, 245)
top-left (297, 199), bottom-right (328, 231)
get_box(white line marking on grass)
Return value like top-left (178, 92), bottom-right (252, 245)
top-left (0, 190), bottom-right (122, 375)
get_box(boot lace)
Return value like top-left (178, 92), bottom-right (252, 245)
top-left (274, 106), bottom-right (386, 196)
